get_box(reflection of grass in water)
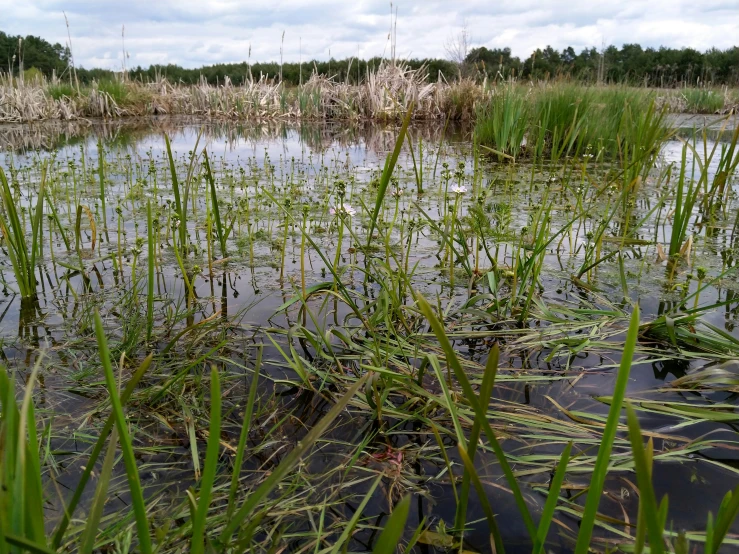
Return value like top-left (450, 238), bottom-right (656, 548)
top-left (2, 112), bottom-right (739, 552)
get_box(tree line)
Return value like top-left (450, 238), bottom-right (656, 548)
top-left (467, 44), bottom-right (739, 86)
top-left (2, 29), bottom-right (738, 86)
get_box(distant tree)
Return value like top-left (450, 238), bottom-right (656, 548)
top-left (1, 28), bottom-right (738, 87)
top-left (444, 22), bottom-right (471, 79)
top-left (466, 46), bottom-right (521, 80)
top-left (0, 31), bottom-right (70, 78)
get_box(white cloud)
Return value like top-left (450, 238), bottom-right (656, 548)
top-left (2, 0), bottom-right (737, 69)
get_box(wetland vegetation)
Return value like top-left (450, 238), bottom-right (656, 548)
top-left (0, 73), bottom-right (739, 554)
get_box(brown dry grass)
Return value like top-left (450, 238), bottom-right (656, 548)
top-left (1, 63), bottom-right (735, 124)
top-left (1, 61), bottom-right (484, 123)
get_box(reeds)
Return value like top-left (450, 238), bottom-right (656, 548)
top-left (0, 164), bottom-right (45, 300)
top-left (668, 144), bottom-right (699, 258)
top-left (3, 68), bottom-right (733, 124)
top-left (475, 85), bottom-right (529, 160)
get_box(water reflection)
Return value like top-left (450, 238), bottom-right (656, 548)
top-left (0, 116), bottom-right (471, 155)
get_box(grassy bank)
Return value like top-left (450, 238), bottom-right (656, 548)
top-left (1, 63), bottom-right (737, 123)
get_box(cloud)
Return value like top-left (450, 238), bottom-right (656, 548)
top-left (3, 0), bottom-right (737, 69)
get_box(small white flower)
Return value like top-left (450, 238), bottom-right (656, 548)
top-left (330, 204), bottom-right (356, 216)
top-left (451, 185), bottom-right (467, 195)
top-left (391, 188), bottom-right (403, 198)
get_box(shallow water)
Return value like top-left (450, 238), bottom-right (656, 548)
top-left (2, 116), bottom-right (739, 552)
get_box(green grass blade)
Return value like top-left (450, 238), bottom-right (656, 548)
top-left (457, 443), bottom-right (505, 554)
top-left (405, 131), bottom-right (422, 194)
top-left (366, 103), bottom-right (413, 249)
top-left (203, 150), bottom-right (226, 257)
top-left (15, 358), bottom-right (44, 545)
top-left (164, 133), bottom-right (187, 252)
top-left (22, 394), bottom-right (45, 545)
top-left (427, 355), bottom-right (466, 443)
top-left (227, 346), bottom-right (262, 519)
top-left (455, 344), bottom-right (499, 530)
top-left (94, 310), bottom-right (153, 554)
top-left (44, 187), bottom-right (70, 252)
top-left (29, 164), bottom-right (46, 277)
top-left (415, 292), bottom-right (537, 541)
top-left (219, 372), bottom-right (370, 544)
top-left (3, 534), bottom-right (55, 554)
top-left (0, 166), bottom-right (31, 296)
top-left (626, 404), bottom-right (664, 554)
top-left (535, 441), bottom-right (573, 554)
top-left (708, 485), bottom-right (739, 554)
top-left (0, 368), bottom-right (16, 554)
top-left (372, 494), bottom-right (411, 554)
top-left (146, 200), bottom-right (155, 343)
top-left (97, 138), bottom-right (108, 235)
top-left (574, 305), bottom-right (640, 554)
top-left (51, 353), bottom-right (153, 548)
top-left (191, 366), bottom-right (221, 553)
top-left (330, 476), bottom-right (382, 554)
top-left (78, 428), bottom-right (118, 554)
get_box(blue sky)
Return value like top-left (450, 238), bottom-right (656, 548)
top-left (2, 0), bottom-right (738, 69)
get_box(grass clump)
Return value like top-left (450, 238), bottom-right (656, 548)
top-left (474, 85), bottom-right (529, 160)
top-left (681, 87), bottom-right (726, 113)
top-left (46, 82), bottom-right (78, 100)
top-left (0, 164), bottom-right (45, 302)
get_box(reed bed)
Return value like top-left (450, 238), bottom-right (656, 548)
top-left (1, 63), bottom-right (737, 124)
top-left (0, 62), bottom-right (476, 122)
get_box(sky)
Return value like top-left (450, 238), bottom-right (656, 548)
top-left (2, 0), bottom-right (738, 70)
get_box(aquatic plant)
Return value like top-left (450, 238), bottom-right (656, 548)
top-left (0, 163), bottom-right (45, 301)
top-left (0, 106), bottom-right (738, 554)
top-left (475, 85), bottom-right (529, 160)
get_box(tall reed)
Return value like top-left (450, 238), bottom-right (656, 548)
top-left (475, 86), bottom-right (528, 160)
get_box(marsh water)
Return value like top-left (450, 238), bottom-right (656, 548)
top-left (2, 114), bottom-right (739, 552)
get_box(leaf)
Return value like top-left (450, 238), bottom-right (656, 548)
top-left (191, 366), bottom-right (221, 554)
top-left (535, 442), bottom-right (572, 554)
top-left (94, 310), bottom-right (153, 554)
top-left (574, 305), bottom-right (640, 554)
top-left (203, 150), bottom-right (226, 257)
top-left (219, 372), bottom-right (370, 544)
top-left (330, 476), bottom-right (382, 554)
top-left (79, 428), bottom-right (118, 554)
top-left (372, 494), bottom-right (411, 554)
top-left (227, 346), bottom-right (262, 519)
top-left (626, 404), bottom-right (665, 554)
top-left (415, 293), bottom-right (537, 541)
top-left (52, 354), bottom-right (153, 548)
top-left (457, 443), bottom-right (504, 554)
top-left (367, 103), bottom-right (414, 248)
top-left (275, 282), bottom-right (334, 312)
